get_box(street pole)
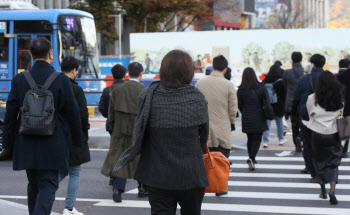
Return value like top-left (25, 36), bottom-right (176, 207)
top-left (119, 13), bottom-right (122, 56)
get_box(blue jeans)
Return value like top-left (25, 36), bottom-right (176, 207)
top-left (58, 165), bottom-right (81, 210)
top-left (263, 117), bottom-right (284, 142)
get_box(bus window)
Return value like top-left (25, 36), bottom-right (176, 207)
top-left (58, 15), bottom-right (100, 77)
top-left (14, 21), bottom-right (52, 34)
top-left (0, 34), bottom-right (8, 62)
top-left (17, 35), bottom-right (31, 73)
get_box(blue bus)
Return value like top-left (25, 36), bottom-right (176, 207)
top-left (0, 9), bottom-right (100, 101)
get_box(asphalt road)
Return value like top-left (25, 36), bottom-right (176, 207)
top-left (1, 118), bottom-right (350, 215)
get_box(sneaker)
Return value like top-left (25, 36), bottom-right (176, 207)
top-left (63, 208), bottom-right (84, 215)
top-left (263, 141), bottom-right (268, 148)
top-left (247, 159), bottom-right (255, 170)
top-left (279, 138), bottom-right (287, 145)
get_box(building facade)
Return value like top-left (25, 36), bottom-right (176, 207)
top-left (32, 0), bottom-right (69, 9)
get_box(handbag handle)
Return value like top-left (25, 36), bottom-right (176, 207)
top-left (205, 145), bottom-right (216, 169)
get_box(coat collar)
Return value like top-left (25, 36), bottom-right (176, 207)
top-left (311, 67), bottom-right (323, 74)
top-left (210, 71), bottom-right (224, 78)
top-left (31, 60), bottom-right (55, 71)
top-left (113, 79), bottom-right (124, 85)
top-left (292, 63), bottom-right (302, 68)
top-left (69, 78), bottom-right (78, 85)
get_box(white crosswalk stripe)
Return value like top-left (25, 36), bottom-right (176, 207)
top-left (95, 155), bottom-right (350, 214)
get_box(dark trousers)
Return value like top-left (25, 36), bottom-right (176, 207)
top-left (300, 124), bottom-right (316, 177)
top-left (112, 177), bottom-right (127, 193)
top-left (343, 140), bottom-right (349, 154)
top-left (208, 146), bottom-right (231, 158)
top-left (290, 114), bottom-right (301, 145)
top-left (26, 169), bottom-right (59, 215)
top-left (148, 186), bottom-right (205, 215)
top-left (247, 133), bottom-right (262, 163)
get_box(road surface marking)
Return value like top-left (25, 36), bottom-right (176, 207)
top-left (231, 163), bottom-right (350, 171)
top-left (93, 199), bottom-right (350, 215)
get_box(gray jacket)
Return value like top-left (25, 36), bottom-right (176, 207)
top-left (283, 63), bottom-right (304, 114)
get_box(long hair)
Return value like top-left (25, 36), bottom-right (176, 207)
top-left (239, 67), bottom-right (261, 90)
top-left (315, 71), bottom-right (343, 111)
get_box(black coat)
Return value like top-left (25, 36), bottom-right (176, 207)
top-left (237, 86), bottom-right (268, 133)
top-left (2, 61), bottom-right (82, 170)
top-left (283, 63), bottom-right (304, 114)
top-left (293, 67), bottom-right (323, 121)
top-left (98, 79), bottom-right (124, 131)
top-left (337, 70), bottom-right (350, 117)
top-left (69, 79), bottom-right (91, 166)
top-left (263, 75), bottom-right (287, 117)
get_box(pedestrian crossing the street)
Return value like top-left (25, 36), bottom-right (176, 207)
top-left (95, 154), bottom-right (350, 215)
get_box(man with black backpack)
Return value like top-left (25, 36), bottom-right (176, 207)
top-left (2, 37), bottom-right (83, 215)
top-left (283, 52), bottom-right (304, 152)
top-left (293, 54), bottom-right (325, 183)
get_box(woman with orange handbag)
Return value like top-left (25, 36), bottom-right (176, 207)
top-left (114, 50), bottom-right (209, 215)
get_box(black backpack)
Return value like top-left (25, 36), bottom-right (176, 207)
top-left (19, 71), bottom-right (61, 136)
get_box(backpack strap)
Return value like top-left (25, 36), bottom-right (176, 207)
top-left (308, 74), bottom-right (314, 92)
top-left (22, 71), bottom-right (38, 90)
top-left (273, 78), bottom-right (282, 85)
top-left (43, 71), bottom-right (61, 90)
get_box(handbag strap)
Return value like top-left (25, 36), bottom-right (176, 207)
top-left (205, 145), bottom-right (215, 168)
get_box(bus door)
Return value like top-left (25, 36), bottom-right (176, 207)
top-left (14, 34), bottom-right (52, 74)
top-left (0, 21), bottom-right (10, 98)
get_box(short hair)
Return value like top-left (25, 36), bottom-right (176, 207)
top-left (30, 37), bottom-right (52, 60)
top-left (159, 49), bottom-right (194, 89)
top-left (339, 59), bottom-right (350, 68)
top-left (197, 54), bottom-right (201, 57)
top-left (61, 56), bottom-right (79, 73)
top-left (111, 64), bottom-right (127, 79)
top-left (212, 55), bottom-right (228, 72)
top-left (128, 62), bottom-right (143, 78)
top-left (310, 54), bottom-right (326, 68)
top-left (291, 52), bottom-right (303, 63)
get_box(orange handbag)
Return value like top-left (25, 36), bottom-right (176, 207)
top-left (203, 145), bottom-right (230, 193)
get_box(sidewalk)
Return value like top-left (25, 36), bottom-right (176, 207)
top-left (0, 199), bottom-right (60, 215)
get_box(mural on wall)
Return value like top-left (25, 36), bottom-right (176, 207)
top-left (131, 28), bottom-right (350, 74)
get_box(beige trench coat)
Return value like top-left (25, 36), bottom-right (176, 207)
top-left (196, 72), bottom-right (238, 149)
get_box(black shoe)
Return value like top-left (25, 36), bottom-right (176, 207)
top-left (294, 137), bottom-right (302, 152)
top-left (138, 185), bottom-right (149, 198)
top-left (109, 178), bottom-right (113, 186)
top-left (113, 190), bottom-right (122, 203)
top-left (329, 191), bottom-right (338, 205)
top-left (342, 153), bottom-right (348, 158)
top-left (215, 192), bottom-right (228, 197)
top-left (300, 168), bottom-right (310, 174)
top-left (310, 177), bottom-right (318, 183)
top-left (319, 193), bottom-right (327, 199)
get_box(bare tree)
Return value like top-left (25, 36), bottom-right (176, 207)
top-left (267, 0), bottom-right (314, 29)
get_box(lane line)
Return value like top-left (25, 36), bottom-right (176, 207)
top-left (93, 200), bottom-right (350, 215)
top-left (227, 181), bottom-right (350, 189)
top-left (231, 163), bottom-right (350, 171)
top-left (229, 172), bottom-right (350, 180)
top-left (125, 188), bottom-right (350, 201)
top-left (229, 156), bottom-right (350, 162)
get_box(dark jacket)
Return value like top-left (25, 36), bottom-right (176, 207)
top-left (337, 69), bottom-right (350, 117)
top-left (101, 80), bottom-right (145, 179)
top-left (3, 61), bottom-right (82, 170)
top-left (263, 75), bottom-right (287, 117)
top-left (98, 79), bottom-right (124, 132)
top-left (293, 67), bottom-right (323, 121)
top-left (283, 63), bottom-right (304, 114)
top-left (237, 86), bottom-right (268, 133)
top-left (69, 78), bottom-right (91, 166)
top-left (132, 84), bottom-right (209, 190)
top-left (338, 68), bottom-right (348, 76)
